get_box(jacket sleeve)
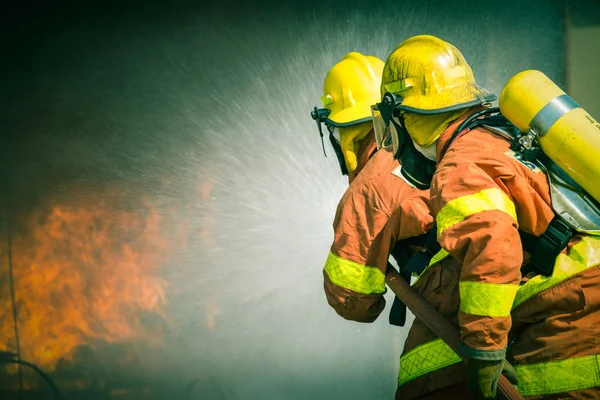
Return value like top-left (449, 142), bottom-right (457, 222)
top-left (323, 265), bottom-right (386, 323)
top-left (432, 161), bottom-right (522, 361)
top-left (323, 190), bottom-right (432, 323)
top-left (322, 187), bottom-right (389, 323)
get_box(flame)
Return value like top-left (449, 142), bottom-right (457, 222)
top-left (0, 191), bottom-right (187, 372)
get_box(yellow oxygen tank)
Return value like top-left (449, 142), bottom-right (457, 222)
top-left (499, 69), bottom-right (600, 203)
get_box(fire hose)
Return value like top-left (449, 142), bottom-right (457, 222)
top-left (385, 264), bottom-right (524, 400)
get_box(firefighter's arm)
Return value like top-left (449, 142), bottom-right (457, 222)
top-left (322, 191), bottom-right (433, 322)
top-left (322, 264), bottom-right (386, 323)
top-left (432, 162), bottom-right (522, 361)
top-left (396, 190), bottom-right (434, 241)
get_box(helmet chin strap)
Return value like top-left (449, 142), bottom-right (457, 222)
top-left (328, 130), bottom-right (349, 176)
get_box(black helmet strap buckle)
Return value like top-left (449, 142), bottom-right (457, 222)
top-left (311, 106), bottom-right (331, 157)
top-left (377, 92), bottom-right (403, 126)
top-left (311, 106), bottom-right (349, 176)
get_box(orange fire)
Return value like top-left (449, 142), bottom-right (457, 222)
top-left (0, 191), bottom-right (187, 372)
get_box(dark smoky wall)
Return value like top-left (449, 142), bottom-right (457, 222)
top-left (0, 1), bottom-right (565, 399)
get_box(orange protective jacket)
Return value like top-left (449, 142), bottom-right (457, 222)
top-left (323, 145), bottom-right (432, 323)
top-left (396, 257), bottom-right (473, 399)
top-left (395, 109), bottom-right (600, 399)
top-left (431, 112), bottom-right (546, 360)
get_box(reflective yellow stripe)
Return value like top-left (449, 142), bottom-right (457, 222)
top-left (429, 249), bottom-right (450, 267)
top-left (323, 251), bottom-right (386, 295)
top-left (412, 249), bottom-right (451, 285)
top-left (514, 354), bottom-right (600, 396)
top-left (398, 338), bottom-right (462, 386)
top-left (459, 281), bottom-right (519, 317)
top-left (436, 187), bottom-right (517, 235)
top-left (514, 235), bottom-right (600, 309)
top-left (397, 340), bottom-right (600, 395)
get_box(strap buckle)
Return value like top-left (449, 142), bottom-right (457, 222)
top-left (388, 230), bottom-right (439, 327)
top-left (529, 217), bottom-right (573, 276)
top-left (403, 227), bottom-right (441, 275)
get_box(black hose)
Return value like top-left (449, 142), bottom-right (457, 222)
top-left (440, 107), bottom-right (501, 159)
top-left (5, 207), bottom-right (24, 395)
top-left (0, 358), bottom-right (62, 400)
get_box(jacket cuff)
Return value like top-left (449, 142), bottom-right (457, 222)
top-left (323, 271), bottom-right (386, 323)
top-left (460, 342), bottom-right (506, 361)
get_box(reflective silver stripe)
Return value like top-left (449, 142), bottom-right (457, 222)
top-left (530, 94), bottom-right (580, 137)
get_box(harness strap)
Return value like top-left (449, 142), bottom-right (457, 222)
top-left (520, 217), bottom-right (573, 276)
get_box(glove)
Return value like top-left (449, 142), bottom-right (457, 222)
top-left (467, 358), bottom-right (519, 399)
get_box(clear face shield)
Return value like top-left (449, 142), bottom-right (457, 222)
top-left (372, 93), bottom-right (404, 154)
top-left (373, 92), bottom-right (437, 190)
top-left (389, 118), bottom-right (401, 155)
top-left (371, 105), bottom-right (395, 151)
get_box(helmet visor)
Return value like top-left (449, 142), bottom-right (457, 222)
top-left (371, 105), bottom-right (393, 150)
top-left (328, 125), bottom-right (341, 145)
top-left (390, 119), bottom-right (401, 156)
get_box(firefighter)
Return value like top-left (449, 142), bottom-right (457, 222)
top-left (311, 53), bottom-right (435, 332)
top-left (374, 34), bottom-right (600, 399)
top-left (310, 52), bottom-right (477, 400)
top-left (311, 52), bottom-right (385, 183)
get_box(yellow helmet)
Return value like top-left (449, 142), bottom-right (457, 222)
top-left (310, 52), bottom-right (385, 173)
top-left (376, 35), bottom-right (496, 148)
top-left (321, 52), bottom-right (384, 126)
top-left (381, 35), bottom-right (495, 114)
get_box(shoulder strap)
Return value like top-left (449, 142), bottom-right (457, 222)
top-left (391, 225), bottom-right (441, 277)
top-left (388, 232), bottom-right (432, 327)
top-left (440, 107), bottom-right (504, 160)
top-left (520, 217), bottom-right (573, 276)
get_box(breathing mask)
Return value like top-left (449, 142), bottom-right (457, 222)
top-left (371, 93), bottom-right (437, 189)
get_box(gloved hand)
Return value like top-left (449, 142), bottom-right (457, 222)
top-left (467, 358), bottom-right (519, 399)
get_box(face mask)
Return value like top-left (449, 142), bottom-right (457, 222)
top-left (390, 117), bottom-right (436, 190)
top-left (413, 141), bottom-right (438, 162)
